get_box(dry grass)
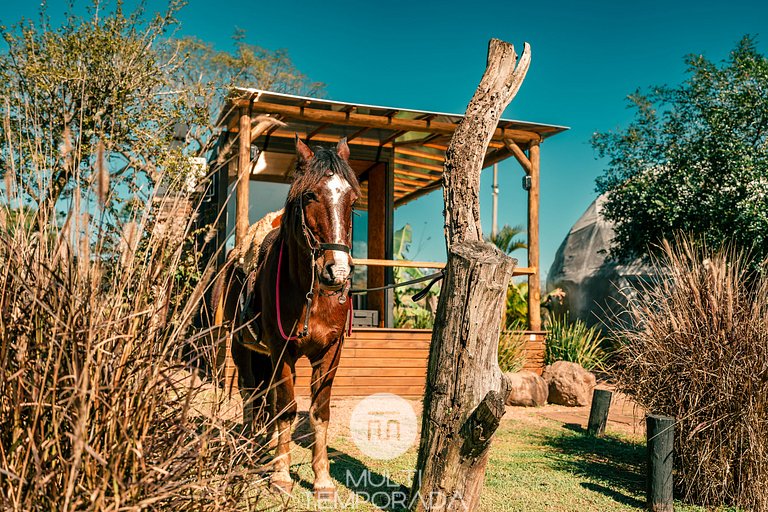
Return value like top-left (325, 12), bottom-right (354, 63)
top-left (613, 237), bottom-right (768, 510)
top-left (0, 180), bottom-right (272, 510)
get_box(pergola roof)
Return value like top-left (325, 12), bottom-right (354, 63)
top-left (221, 88), bottom-right (568, 207)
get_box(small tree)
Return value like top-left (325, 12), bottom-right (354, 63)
top-left (0, 0), bottom-right (324, 229)
top-left (593, 36), bottom-right (768, 265)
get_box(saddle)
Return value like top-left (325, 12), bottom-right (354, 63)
top-left (234, 215), bottom-right (282, 354)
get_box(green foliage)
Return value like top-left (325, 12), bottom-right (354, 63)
top-left (498, 320), bottom-right (527, 373)
top-left (0, 0), bottom-right (323, 227)
top-left (505, 280), bottom-right (529, 328)
top-left (593, 36), bottom-right (768, 265)
top-left (545, 315), bottom-right (607, 370)
top-left (487, 224), bottom-right (527, 255)
top-left (392, 223), bottom-right (439, 329)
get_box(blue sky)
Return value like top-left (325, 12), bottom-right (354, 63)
top-left (4, 0), bottom-right (768, 283)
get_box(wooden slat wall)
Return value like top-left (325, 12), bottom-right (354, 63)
top-left (295, 328), bottom-right (430, 397)
top-left (222, 328), bottom-right (546, 397)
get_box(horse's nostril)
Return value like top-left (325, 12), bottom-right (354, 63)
top-left (325, 263), bottom-right (335, 279)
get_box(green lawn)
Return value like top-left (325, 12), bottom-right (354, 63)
top-left (258, 416), bottom-right (716, 511)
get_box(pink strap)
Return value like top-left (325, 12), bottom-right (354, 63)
top-left (348, 296), bottom-right (353, 337)
top-left (277, 239), bottom-right (354, 341)
top-left (276, 241), bottom-right (299, 341)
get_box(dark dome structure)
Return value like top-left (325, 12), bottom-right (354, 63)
top-left (547, 195), bottom-right (651, 328)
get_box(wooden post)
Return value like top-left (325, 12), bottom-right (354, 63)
top-left (410, 39), bottom-right (530, 512)
top-left (646, 415), bottom-right (674, 512)
top-left (527, 141), bottom-right (541, 331)
top-left (236, 107), bottom-right (251, 248)
top-left (587, 389), bottom-right (613, 436)
top-left (366, 162), bottom-right (387, 326)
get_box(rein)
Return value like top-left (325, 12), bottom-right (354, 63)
top-left (271, 176), bottom-right (445, 342)
top-left (275, 196), bottom-right (353, 341)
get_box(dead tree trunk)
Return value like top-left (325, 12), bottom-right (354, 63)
top-left (410, 39), bottom-right (531, 512)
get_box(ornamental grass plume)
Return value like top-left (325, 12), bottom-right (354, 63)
top-left (0, 170), bottom-right (271, 511)
top-left (614, 236), bottom-right (768, 510)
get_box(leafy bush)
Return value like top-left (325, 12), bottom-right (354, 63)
top-left (614, 237), bottom-right (768, 510)
top-left (545, 315), bottom-right (607, 370)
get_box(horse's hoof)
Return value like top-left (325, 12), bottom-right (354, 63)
top-left (314, 487), bottom-right (337, 502)
top-left (270, 479), bottom-right (293, 495)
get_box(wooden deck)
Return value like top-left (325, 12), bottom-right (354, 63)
top-left (222, 328), bottom-right (546, 398)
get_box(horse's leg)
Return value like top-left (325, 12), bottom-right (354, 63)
top-left (308, 340), bottom-right (342, 499)
top-left (231, 340), bottom-right (256, 430)
top-left (248, 350), bottom-right (274, 437)
top-left (270, 353), bottom-right (297, 493)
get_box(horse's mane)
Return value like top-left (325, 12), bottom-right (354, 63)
top-left (286, 146), bottom-right (361, 205)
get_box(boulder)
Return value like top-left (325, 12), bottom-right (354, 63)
top-left (542, 361), bottom-right (596, 406)
top-left (504, 371), bottom-right (548, 407)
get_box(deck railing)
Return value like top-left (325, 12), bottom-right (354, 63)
top-left (352, 258), bottom-right (535, 276)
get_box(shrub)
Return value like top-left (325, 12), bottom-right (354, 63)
top-left (614, 237), bottom-right (768, 510)
top-left (545, 315), bottom-right (607, 371)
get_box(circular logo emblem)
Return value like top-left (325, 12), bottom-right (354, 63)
top-left (349, 393), bottom-right (418, 460)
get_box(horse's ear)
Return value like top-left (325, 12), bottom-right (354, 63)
top-left (295, 134), bottom-right (314, 163)
top-left (336, 137), bottom-right (350, 162)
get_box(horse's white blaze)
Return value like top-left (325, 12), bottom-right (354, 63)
top-left (325, 173), bottom-right (350, 244)
top-left (324, 173), bottom-right (352, 280)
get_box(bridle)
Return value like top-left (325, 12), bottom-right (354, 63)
top-left (276, 180), bottom-right (353, 341)
top-left (297, 192), bottom-right (352, 259)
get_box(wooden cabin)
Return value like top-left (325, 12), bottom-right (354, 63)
top-left (206, 88), bottom-right (568, 397)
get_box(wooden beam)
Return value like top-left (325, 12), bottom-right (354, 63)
top-left (381, 129), bottom-right (409, 146)
top-left (253, 128), bottom-right (389, 148)
top-left (527, 141), bottom-right (541, 331)
top-left (234, 100), bottom-right (543, 143)
top-left (367, 163), bottom-right (387, 326)
top-left (394, 175), bottom-right (432, 187)
top-left (393, 167), bottom-right (441, 179)
top-left (346, 126), bottom-right (371, 142)
top-left (504, 138), bottom-right (532, 174)
top-left (236, 107), bottom-right (251, 247)
top-left (307, 123), bottom-right (330, 139)
top-left (355, 258), bottom-right (445, 269)
top-left (482, 146), bottom-right (513, 169)
top-left (353, 258), bottom-right (535, 276)
top-left (394, 179), bottom-right (443, 207)
top-left (394, 157), bottom-right (444, 173)
top-left (395, 147), bottom-right (445, 162)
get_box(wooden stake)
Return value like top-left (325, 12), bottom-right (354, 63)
top-left (527, 141), bottom-right (541, 331)
top-left (236, 107), bottom-right (251, 248)
top-left (410, 38), bottom-right (530, 512)
top-left (647, 415), bottom-right (675, 512)
top-left (587, 389), bottom-right (613, 436)
top-left (504, 138), bottom-right (532, 174)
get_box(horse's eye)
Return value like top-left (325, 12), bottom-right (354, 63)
top-left (303, 192), bottom-right (317, 202)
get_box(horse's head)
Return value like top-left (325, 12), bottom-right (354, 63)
top-left (288, 136), bottom-right (360, 290)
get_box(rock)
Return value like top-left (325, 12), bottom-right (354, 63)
top-left (504, 371), bottom-right (548, 407)
top-left (542, 361), bottom-right (596, 406)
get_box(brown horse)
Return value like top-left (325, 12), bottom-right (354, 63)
top-left (217, 136), bottom-right (360, 497)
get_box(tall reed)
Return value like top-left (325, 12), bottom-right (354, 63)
top-left (0, 170), bottom-right (268, 510)
top-left (614, 237), bottom-right (768, 510)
